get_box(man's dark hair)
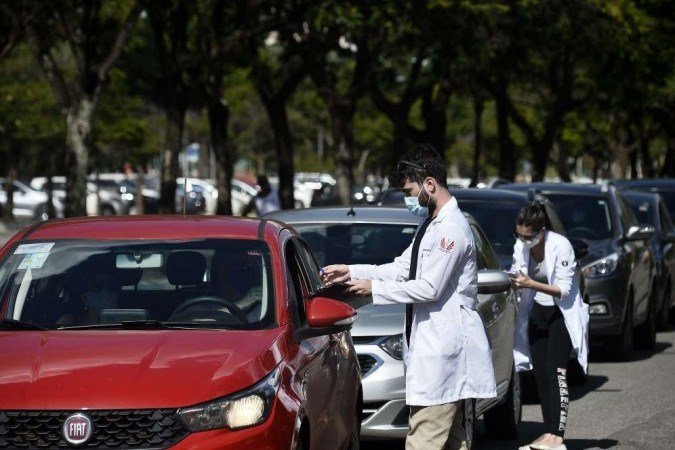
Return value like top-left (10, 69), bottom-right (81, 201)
top-left (389, 144), bottom-right (448, 190)
top-left (516, 201), bottom-right (549, 231)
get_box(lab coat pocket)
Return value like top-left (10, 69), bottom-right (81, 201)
top-left (460, 304), bottom-right (494, 388)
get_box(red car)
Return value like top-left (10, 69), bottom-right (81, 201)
top-left (0, 216), bottom-right (362, 449)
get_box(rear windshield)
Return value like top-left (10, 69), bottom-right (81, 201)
top-left (0, 239), bottom-right (275, 330)
top-left (293, 223), bottom-right (417, 267)
top-left (544, 193), bottom-right (613, 240)
top-left (455, 199), bottom-right (522, 264)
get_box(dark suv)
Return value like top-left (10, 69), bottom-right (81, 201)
top-left (503, 183), bottom-right (656, 360)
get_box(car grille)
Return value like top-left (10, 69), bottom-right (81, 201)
top-left (358, 354), bottom-right (378, 376)
top-left (0, 409), bottom-right (188, 449)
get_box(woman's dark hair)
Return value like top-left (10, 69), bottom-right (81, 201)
top-left (389, 143), bottom-right (448, 189)
top-left (516, 201), bottom-right (550, 231)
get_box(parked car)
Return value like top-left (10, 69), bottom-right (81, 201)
top-left (30, 176), bottom-right (125, 216)
top-left (503, 183), bottom-right (656, 359)
top-left (622, 190), bottom-right (675, 329)
top-left (92, 174), bottom-right (160, 214)
top-left (266, 206), bottom-right (521, 445)
top-left (177, 178), bottom-right (217, 214)
top-left (0, 178), bottom-right (63, 220)
top-left (0, 216), bottom-right (362, 449)
top-left (614, 178), bottom-right (675, 219)
top-left (231, 179), bottom-right (259, 215)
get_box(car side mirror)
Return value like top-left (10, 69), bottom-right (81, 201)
top-left (295, 297), bottom-right (357, 340)
top-left (625, 225), bottom-right (655, 241)
top-left (569, 238), bottom-right (589, 260)
top-left (478, 270), bottom-right (512, 295)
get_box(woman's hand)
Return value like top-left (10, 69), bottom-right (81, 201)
top-left (512, 269), bottom-right (534, 289)
top-left (320, 264), bottom-right (351, 285)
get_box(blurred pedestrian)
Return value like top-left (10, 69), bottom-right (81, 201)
top-left (510, 202), bottom-right (589, 450)
top-left (321, 144), bottom-right (496, 450)
top-left (242, 175), bottom-right (280, 216)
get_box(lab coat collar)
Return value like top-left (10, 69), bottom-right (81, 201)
top-left (429, 196), bottom-right (458, 224)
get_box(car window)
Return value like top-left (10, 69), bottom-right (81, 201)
top-left (284, 241), bottom-right (310, 323)
top-left (293, 223), bottom-right (416, 267)
top-left (626, 197), bottom-right (655, 226)
top-left (0, 239), bottom-right (275, 330)
top-left (660, 201), bottom-right (674, 233)
top-left (471, 224), bottom-right (500, 270)
top-left (544, 193), bottom-right (613, 240)
top-left (617, 194), bottom-right (638, 230)
top-left (296, 240), bottom-right (325, 294)
top-left (470, 225), bottom-right (488, 270)
top-left (657, 191), bottom-right (675, 219)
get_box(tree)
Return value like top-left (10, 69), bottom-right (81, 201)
top-left (29, 0), bottom-right (141, 216)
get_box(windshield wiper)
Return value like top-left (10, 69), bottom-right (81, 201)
top-left (57, 320), bottom-right (219, 330)
top-left (0, 318), bottom-right (48, 331)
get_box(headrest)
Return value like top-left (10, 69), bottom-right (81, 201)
top-left (117, 268), bottom-right (143, 287)
top-left (166, 251), bottom-right (206, 286)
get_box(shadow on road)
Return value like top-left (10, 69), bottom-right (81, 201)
top-left (590, 340), bottom-right (673, 363)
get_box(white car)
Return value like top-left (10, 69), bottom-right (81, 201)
top-left (30, 177), bottom-right (125, 216)
top-left (1, 179), bottom-right (63, 220)
top-left (176, 178), bottom-right (219, 214)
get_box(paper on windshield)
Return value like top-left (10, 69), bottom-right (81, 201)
top-left (18, 252), bottom-right (49, 270)
top-left (14, 243), bottom-right (55, 254)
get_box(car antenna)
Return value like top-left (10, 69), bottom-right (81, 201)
top-left (182, 174), bottom-right (188, 215)
top-left (347, 196), bottom-right (356, 217)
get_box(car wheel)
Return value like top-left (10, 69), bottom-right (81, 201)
top-left (100, 205), bottom-right (116, 216)
top-left (463, 399), bottom-right (476, 450)
top-left (635, 293), bottom-right (657, 350)
top-left (483, 365), bottom-right (521, 439)
top-left (609, 295), bottom-right (633, 361)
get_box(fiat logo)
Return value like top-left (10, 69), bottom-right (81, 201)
top-left (62, 413), bottom-right (93, 445)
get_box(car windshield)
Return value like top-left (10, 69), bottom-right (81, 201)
top-left (655, 190), bottom-right (675, 219)
top-left (455, 199), bottom-right (522, 265)
top-left (544, 193), bottom-right (613, 240)
top-left (0, 239), bottom-right (274, 330)
top-left (293, 223), bottom-right (417, 267)
top-left (626, 198), bottom-right (655, 226)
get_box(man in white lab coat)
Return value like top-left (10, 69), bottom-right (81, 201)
top-left (322, 144), bottom-right (496, 450)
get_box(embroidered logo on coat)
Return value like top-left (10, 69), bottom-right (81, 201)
top-left (439, 238), bottom-right (455, 253)
top-left (562, 261), bottom-right (569, 267)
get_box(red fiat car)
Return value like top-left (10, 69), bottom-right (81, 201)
top-left (0, 216), bottom-right (361, 449)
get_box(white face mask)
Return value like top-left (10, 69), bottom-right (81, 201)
top-left (521, 230), bottom-right (543, 249)
top-left (404, 186), bottom-right (430, 217)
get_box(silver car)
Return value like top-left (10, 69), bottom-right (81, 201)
top-left (267, 206), bottom-right (521, 446)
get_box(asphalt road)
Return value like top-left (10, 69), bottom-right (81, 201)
top-left (2, 223), bottom-right (674, 450)
top-left (363, 326), bottom-right (675, 450)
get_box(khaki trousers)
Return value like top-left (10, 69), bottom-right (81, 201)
top-left (406, 401), bottom-right (468, 450)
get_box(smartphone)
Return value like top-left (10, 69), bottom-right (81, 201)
top-left (505, 269), bottom-right (520, 279)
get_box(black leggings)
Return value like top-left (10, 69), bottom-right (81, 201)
top-left (528, 303), bottom-right (573, 437)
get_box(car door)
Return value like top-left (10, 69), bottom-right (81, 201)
top-left (286, 239), bottom-right (343, 449)
top-left (471, 224), bottom-right (513, 402)
top-left (658, 201), bottom-right (675, 309)
top-left (617, 194), bottom-right (652, 320)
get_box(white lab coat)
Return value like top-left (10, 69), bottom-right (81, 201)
top-left (510, 230), bottom-right (590, 373)
top-left (350, 198), bottom-right (497, 406)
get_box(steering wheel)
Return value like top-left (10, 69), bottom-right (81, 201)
top-left (568, 226), bottom-right (598, 240)
top-left (172, 296), bottom-right (248, 324)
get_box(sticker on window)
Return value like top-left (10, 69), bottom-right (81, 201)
top-left (18, 252), bottom-right (49, 270)
top-left (14, 243), bottom-right (55, 254)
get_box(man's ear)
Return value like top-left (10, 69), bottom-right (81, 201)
top-left (423, 177), bottom-right (436, 193)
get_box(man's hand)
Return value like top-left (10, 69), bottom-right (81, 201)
top-left (345, 279), bottom-right (372, 297)
top-left (512, 269), bottom-right (534, 289)
top-left (321, 264), bottom-right (351, 285)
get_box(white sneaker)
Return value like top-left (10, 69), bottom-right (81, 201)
top-left (530, 444), bottom-right (567, 450)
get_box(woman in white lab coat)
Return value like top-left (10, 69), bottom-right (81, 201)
top-left (510, 202), bottom-right (589, 450)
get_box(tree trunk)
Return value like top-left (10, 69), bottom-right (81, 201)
top-left (661, 140), bottom-right (675, 178)
top-left (470, 98), bottom-right (483, 187)
top-left (2, 168), bottom-right (16, 222)
top-left (329, 102), bottom-right (355, 206)
top-left (160, 107), bottom-right (185, 214)
top-left (630, 149), bottom-right (639, 180)
top-left (495, 94), bottom-right (516, 181)
top-left (65, 98), bottom-right (94, 217)
top-left (264, 99), bottom-right (295, 209)
top-left (555, 140), bottom-right (571, 182)
top-left (208, 97), bottom-right (233, 215)
top-left (639, 134), bottom-right (654, 178)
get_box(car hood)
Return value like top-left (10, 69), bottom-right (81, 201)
top-left (0, 328), bottom-right (287, 410)
top-left (351, 300), bottom-right (404, 338)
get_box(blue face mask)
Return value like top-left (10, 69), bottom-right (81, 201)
top-left (404, 187), bottom-right (429, 217)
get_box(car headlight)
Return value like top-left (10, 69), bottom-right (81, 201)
top-left (379, 334), bottom-right (403, 360)
top-left (582, 253), bottom-right (619, 278)
top-left (121, 193), bottom-right (134, 201)
top-left (178, 367), bottom-right (280, 432)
